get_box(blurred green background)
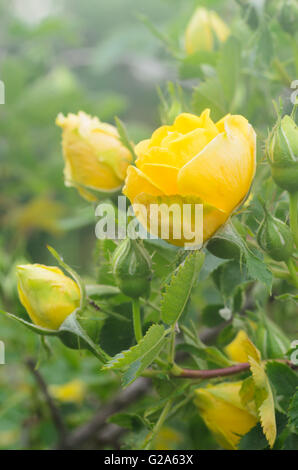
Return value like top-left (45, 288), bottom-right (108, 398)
top-left (0, 0), bottom-right (198, 449)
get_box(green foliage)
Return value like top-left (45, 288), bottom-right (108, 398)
top-left (217, 37), bottom-right (241, 106)
top-left (0, 0), bottom-right (298, 452)
top-left (208, 223), bottom-right (273, 289)
top-left (266, 361), bottom-right (298, 412)
top-left (288, 391), bottom-right (298, 432)
top-left (103, 324), bottom-right (167, 386)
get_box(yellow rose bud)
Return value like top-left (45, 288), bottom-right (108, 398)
top-left (185, 7), bottom-right (230, 54)
top-left (49, 379), bottom-right (86, 404)
top-left (56, 111), bottom-right (132, 201)
top-left (195, 381), bottom-right (258, 450)
top-left (17, 264), bottom-right (81, 330)
top-left (123, 110), bottom-right (256, 247)
top-left (224, 330), bottom-right (251, 363)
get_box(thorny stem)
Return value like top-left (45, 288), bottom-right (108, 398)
top-left (26, 358), bottom-right (67, 444)
top-left (170, 359), bottom-right (298, 379)
top-left (132, 298), bottom-right (143, 343)
top-left (286, 259), bottom-right (298, 289)
top-left (142, 398), bottom-right (174, 450)
top-left (141, 360), bottom-right (297, 381)
top-left (289, 192), bottom-right (298, 249)
top-left (168, 325), bottom-right (176, 365)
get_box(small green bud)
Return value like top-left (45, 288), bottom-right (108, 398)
top-left (278, 0), bottom-right (298, 36)
top-left (112, 238), bottom-right (152, 299)
top-left (267, 115), bottom-right (298, 192)
top-left (257, 207), bottom-right (294, 262)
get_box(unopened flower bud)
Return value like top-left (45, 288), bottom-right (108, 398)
top-left (185, 7), bottom-right (230, 54)
top-left (267, 115), bottom-right (298, 193)
top-left (278, 0), bottom-right (298, 36)
top-left (17, 264), bottom-right (81, 330)
top-left (257, 208), bottom-right (294, 262)
top-left (194, 381), bottom-right (258, 450)
top-left (56, 111), bottom-right (132, 201)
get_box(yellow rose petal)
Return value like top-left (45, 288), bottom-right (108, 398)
top-left (209, 11), bottom-right (230, 43)
top-left (173, 112), bottom-right (205, 133)
top-left (135, 139), bottom-right (151, 158)
top-left (185, 8), bottom-right (213, 54)
top-left (64, 144), bottom-right (122, 191)
top-left (132, 193), bottom-right (228, 247)
top-left (167, 127), bottom-right (218, 165)
top-left (224, 330), bottom-right (251, 363)
top-left (142, 163), bottom-right (179, 195)
top-left (17, 264), bottom-right (81, 330)
top-left (123, 166), bottom-right (163, 202)
top-left (178, 130), bottom-right (254, 213)
top-left (195, 382), bottom-right (257, 450)
top-left (57, 111), bottom-right (131, 201)
top-left (149, 125), bottom-right (173, 147)
top-left (215, 113), bottom-right (231, 132)
top-left (136, 147), bottom-right (184, 170)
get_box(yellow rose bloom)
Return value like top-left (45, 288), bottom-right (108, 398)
top-left (224, 330), bottom-right (251, 363)
top-left (17, 264), bottom-right (81, 330)
top-left (185, 7), bottom-right (230, 54)
top-left (195, 381), bottom-right (258, 450)
top-left (123, 110), bottom-right (256, 247)
top-left (50, 379), bottom-right (86, 404)
top-left (56, 111), bottom-right (132, 201)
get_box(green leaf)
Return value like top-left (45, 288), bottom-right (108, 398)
top-left (217, 36), bottom-right (241, 104)
top-left (192, 77), bottom-right (226, 121)
top-left (276, 293), bottom-right (298, 305)
top-left (214, 260), bottom-right (248, 302)
top-left (201, 304), bottom-right (225, 327)
top-left (58, 310), bottom-right (110, 363)
top-left (199, 251), bottom-right (228, 281)
top-left (240, 377), bottom-right (256, 406)
top-left (282, 432), bottom-right (298, 450)
top-left (0, 310), bottom-right (58, 336)
top-left (245, 253), bottom-right (272, 290)
top-left (102, 324), bottom-right (167, 386)
top-left (239, 412), bottom-right (287, 450)
top-left (266, 362), bottom-right (298, 412)
top-left (108, 412), bottom-right (147, 430)
top-left (179, 50), bottom-right (217, 80)
top-left (238, 423), bottom-right (268, 450)
top-left (161, 251), bottom-right (205, 325)
top-left (257, 23), bottom-right (274, 65)
top-left (249, 355), bottom-right (276, 448)
top-left (143, 237), bottom-right (178, 279)
top-left (288, 390), bottom-right (298, 432)
top-left (209, 223), bottom-right (272, 289)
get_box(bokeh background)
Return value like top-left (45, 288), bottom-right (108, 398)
top-left (0, 0), bottom-right (297, 450)
top-left (0, 0), bottom-right (199, 449)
